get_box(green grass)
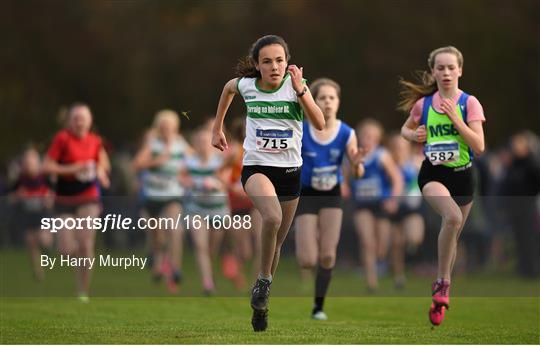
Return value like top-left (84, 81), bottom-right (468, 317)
top-left (1, 297), bottom-right (539, 344)
top-left (1, 250), bottom-right (539, 298)
top-left (1, 249), bottom-right (539, 343)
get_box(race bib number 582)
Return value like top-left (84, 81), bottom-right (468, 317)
top-left (425, 141), bottom-right (459, 165)
top-left (255, 128), bottom-right (293, 153)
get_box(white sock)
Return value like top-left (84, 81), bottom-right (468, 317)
top-left (258, 273), bottom-right (272, 282)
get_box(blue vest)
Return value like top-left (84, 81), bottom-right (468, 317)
top-left (401, 161), bottom-right (418, 194)
top-left (352, 147), bottom-right (391, 201)
top-left (301, 120), bottom-right (353, 190)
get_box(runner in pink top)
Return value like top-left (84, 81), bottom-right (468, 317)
top-left (397, 46), bottom-right (486, 327)
top-left (410, 91), bottom-right (485, 124)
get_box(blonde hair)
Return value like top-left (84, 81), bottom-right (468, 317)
top-left (356, 118), bottom-right (384, 138)
top-left (310, 78), bottom-right (341, 99)
top-left (397, 46), bottom-right (464, 113)
top-left (153, 109), bottom-right (180, 131)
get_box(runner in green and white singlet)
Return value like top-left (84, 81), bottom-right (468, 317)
top-left (184, 128), bottom-right (230, 295)
top-left (238, 73), bottom-right (304, 167)
top-left (133, 110), bottom-right (191, 294)
top-left (212, 35), bottom-right (325, 332)
top-left (142, 136), bottom-right (188, 199)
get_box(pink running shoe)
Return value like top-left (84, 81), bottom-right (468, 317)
top-left (160, 255), bottom-right (172, 278)
top-left (167, 278), bottom-right (180, 294)
top-left (222, 253), bottom-right (240, 280)
top-left (431, 280), bottom-right (451, 309)
top-left (429, 302), bottom-right (446, 326)
top-left (161, 256), bottom-right (180, 294)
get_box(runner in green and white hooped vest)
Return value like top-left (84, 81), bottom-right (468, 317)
top-left (184, 127), bottom-right (230, 295)
top-left (398, 46), bottom-right (486, 327)
top-left (211, 35), bottom-right (325, 332)
top-left (133, 109), bottom-right (192, 294)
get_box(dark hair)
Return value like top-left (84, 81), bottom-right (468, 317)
top-left (397, 46), bottom-right (464, 113)
top-left (310, 78), bottom-right (341, 99)
top-left (236, 35), bottom-right (291, 78)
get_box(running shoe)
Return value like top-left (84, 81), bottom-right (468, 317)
top-left (311, 310), bottom-right (328, 321)
top-left (394, 276), bottom-right (406, 290)
top-left (250, 278), bottom-right (271, 331)
top-left (222, 253), bottom-right (240, 280)
top-left (78, 292), bottom-right (90, 303)
top-left (167, 270), bottom-right (182, 294)
top-left (251, 278), bottom-right (271, 310)
top-left (431, 280), bottom-right (450, 308)
top-left (429, 302), bottom-right (445, 326)
top-left (429, 280), bottom-right (450, 326)
top-left (251, 308), bottom-right (268, 332)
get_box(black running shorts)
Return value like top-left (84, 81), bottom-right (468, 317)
top-left (417, 159), bottom-right (475, 206)
top-left (296, 185), bottom-right (342, 215)
top-left (241, 165), bottom-right (301, 202)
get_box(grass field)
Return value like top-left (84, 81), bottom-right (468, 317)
top-left (1, 249), bottom-right (539, 344)
top-left (2, 297), bottom-right (539, 344)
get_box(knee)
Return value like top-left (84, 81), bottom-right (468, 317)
top-left (78, 241), bottom-right (94, 257)
top-left (298, 255), bottom-right (317, 269)
top-left (262, 212), bottom-right (282, 231)
top-left (58, 241), bottom-right (75, 256)
top-left (299, 262), bottom-right (316, 270)
top-left (239, 247), bottom-right (251, 262)
top-left (444, 212), bottom-right (463, 230)
top-left (362, 244), bottom-right (377, 260)
top-left (409, 232), bottom-right (424, 246)
top-left (24, 233), bottom-right (36, 246)
top-left (57, 247), bottom-right (69, 256)
top-left (361, 240), bottom-right (376, 254)
top-left (319, 253), bottom-right (336, 269)
top-left (197, 243), bottom-right (210, 253)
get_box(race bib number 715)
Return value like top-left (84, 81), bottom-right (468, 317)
top-left (255, 128), bottom-right (293, 153)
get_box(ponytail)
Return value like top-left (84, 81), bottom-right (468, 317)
top-left (397, 71), bottom-right (437, 113)
top-left (397, 46), bottom-right (464, 113)
top-left (235, 56), bottom-right (260, 78)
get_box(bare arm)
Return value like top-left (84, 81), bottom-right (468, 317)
top-left (345, 132), bottom-right (365, 178)
top-left (219, 143), bottom-right (240, 170)
top-left (98, 148), bottom-right (111, 173)
top-left (341, 158), bottom-right (352, 199)
top-left (288, 65), bottom-right (325, 130)
top-left (42, 156), bottom-right (83, 176)
top-left (132, 142), bottom-right (170, 172)
top-left (97, 147), bottom-right (111, 189)
top-left (461, 121), bottom-right (485, 156)
top-left (401, 115), bottom-right (426, 143)
top-left (440, 99), bottom-right (485, 155)
top-left (381, 151), bottom-right (404, 198)
top-left (212, 78), bottom-right (238, 151)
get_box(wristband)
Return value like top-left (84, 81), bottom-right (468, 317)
top-left (296, 86), bottom-right (308, 98)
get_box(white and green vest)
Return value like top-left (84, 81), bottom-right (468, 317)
top-left (185, 153), bottom-right (227, 209)
top-left (237, 73), bottom-right (305, 167)
top-left (421, 92), bottom-right (473, 168)
top-left (141, 136), bottom-right (188, 200)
